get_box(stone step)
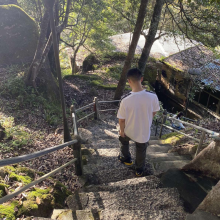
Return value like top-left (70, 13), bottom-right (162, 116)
top-left (147, 144), bottom-right (173, 154)
top-left (186, 210), bottom-right (220, 220)
top-left (75, 209), bottom-right (95, 220)
top-left (32, 218), bottom-right (53, 220)
top-left (66, 188), bottom-right (184, 213)
top-left (51, 209), bottom-right (73, 220)
top-left (148, 139), bottom-right (165, 145)
top-left (84, 176), bottom-right (161, 193)
top-left (83, 166), bottom-right (137, 185)
top-left (153, 160), bottom-right (190, 174)
top-left (98, 209), bottom-right (186, 220)
top-left (71, 209), bottom-right (186, 220)
top-left (83, 155), bottom-right (153, 177)
top-left (147, 153), bottom-right (191, 162)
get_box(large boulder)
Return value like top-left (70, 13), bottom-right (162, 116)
top-left (0, 4), bottom-right (39, 67)
top-left (160, 168), bottom-right (207, 212)
top-left (82, 54), bottom-right (99, 72)
top-left (182, 140), bottom-right (220, 179)
top-left (197, 180), bottom-right (220, 216)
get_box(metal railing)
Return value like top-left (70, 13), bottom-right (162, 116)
top-left (0, 97), bottom-right (119, 205)
top-left (158, 110), bottom-right (220, 157)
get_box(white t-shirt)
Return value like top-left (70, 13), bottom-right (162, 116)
top-left (117, 90), bottom-right (160, 143)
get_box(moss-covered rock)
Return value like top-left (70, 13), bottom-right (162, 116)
top-left (0, 200), bottom-right (19, 220)
top-left (0, 4), bottom-right (39, 67)
top-left (161, 132), bottom-right (184, 145)
top-left (82, 54), bottom-right (99, 72)
top-left (0, 165), bottom-right (72, 219)
top-left (0, 183), bottom-right (9, 198)
top-left (18, 188), bottom-right (55, 217)
top-left (53, 181), bottom-right (71, 207)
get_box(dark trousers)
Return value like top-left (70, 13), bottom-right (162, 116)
top-left (119, 135), bottom-right (149, 171)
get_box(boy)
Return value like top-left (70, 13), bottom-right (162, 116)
top-left (117, 68), bottom-right (160, 177)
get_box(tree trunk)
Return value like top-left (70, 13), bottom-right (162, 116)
top-left (138, 0), bottom-right (164, 73)
top-left (25, 0), bottom-right (71, 101)
top-left (71, 47), bottom-right (80, 74)
top-left (182, 140), bottom-right (220, 179)
top-left (114, 0), bottom-right (149, 100)
top-left (26, 9), bottom-right (50, 87)
top-left (48, 1), bottom-right (60, 78)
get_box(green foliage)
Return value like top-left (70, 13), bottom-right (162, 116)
top-left (0, 200), bottom-right (19, 220)
top-left (63, 74), bottom-right (100, 81)
top-left (9, 173), bottom-right (32, 184)
top-left (161, 132), bottom-right (184, 145)
top-left (0, 183), bottom-right (9, 198)
top-left (0, 116), bottom-right (33, 153)
top-left (90, 80), bottom-right (117, 90)
top-left (106, 65), bottom-right (123, 80)
top-left (0, 70), bottom-right (62, 126)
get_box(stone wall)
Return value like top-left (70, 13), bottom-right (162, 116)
top-left (0, 5), bottom-right (39, 67)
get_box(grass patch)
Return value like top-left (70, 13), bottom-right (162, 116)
top-left (90, 80), bottom-right (117, 90)
top-left (0, 200), bottom-right (19, 220)
top-left (161, 132), bottom-right (184, 145)
top-left (63, 74), bottom-right (100, 81)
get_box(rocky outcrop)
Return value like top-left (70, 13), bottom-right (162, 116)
top-left (82, 54), bottom-right (99, 72)
top-left (197, 180), bottom-right (220, 216)
top-left (182, 140), bottom-right (220, 179)
top-left (0, 5), bottom-right (38, 67)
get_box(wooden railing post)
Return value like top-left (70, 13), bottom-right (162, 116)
top-left (70, 105), bottom-right (78, 136)
top-left (93, 97), bottom-right (100, 120)
top-left (195, 131), bottom-right (206, 157)
top-left (72, 135), bottom-right (83, 176)
top-left (159, 110), bottom-right (167, 138)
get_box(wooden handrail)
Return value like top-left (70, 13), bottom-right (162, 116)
top-left (75, 103), bottom-right (93, 113)
top-left (0, 140), bottom-right (77, 167)
top-left (167, 117), bottom-right (219, 136)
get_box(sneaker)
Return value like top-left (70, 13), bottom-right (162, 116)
top-left (135, 169), bottom-right (144, 177)
top-left (118, 155), bottom-right (133, 166)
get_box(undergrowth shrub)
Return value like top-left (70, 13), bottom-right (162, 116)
top-left (0, 72), bottom-right (62, 126)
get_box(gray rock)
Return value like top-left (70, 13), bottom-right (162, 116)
top-left (0, 5), bottom-right (39, 66)
top-left (67, 188), bottom-right (184, 212)
top-left (76, 210), bottom-right (95, 220)
top-left (160, 168), bottom-right (207, 213)
top-left (147, 144), bottom-right (173, 154)
top-left (99, 209), bottom-right (186, 220)
top-left (186, 210), bottom-right (220, 220)
top-left (51, 209), bottom-right (73, 220)
top-left (84, 176), bottom-right (161, 192)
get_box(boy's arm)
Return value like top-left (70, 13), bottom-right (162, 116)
top-left (153, 112), bottom-right (157, 117)
top-left (119, 119), bottom-right (125, 137)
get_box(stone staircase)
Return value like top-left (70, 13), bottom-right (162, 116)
top-left (51, 118), bottom-right (190, 220)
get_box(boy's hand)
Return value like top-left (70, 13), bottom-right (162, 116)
top-left (119, 130), bottom-right (125, 137)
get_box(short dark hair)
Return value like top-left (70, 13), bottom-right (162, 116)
top-left (127, 68), bottom-right (143, 81)
top-left (177, 112), bottom-right (184, 118)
